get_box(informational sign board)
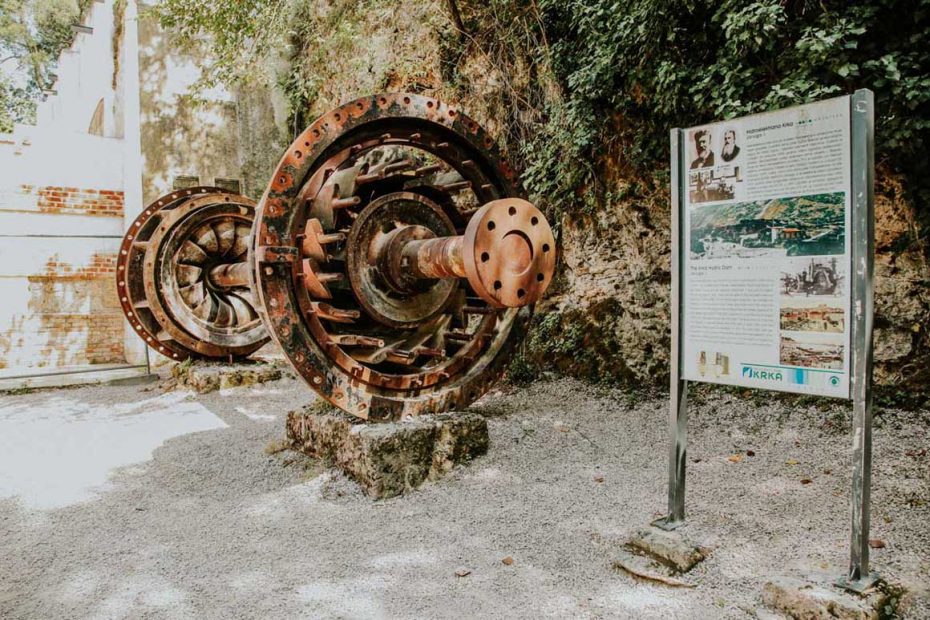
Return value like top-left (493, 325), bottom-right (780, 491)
top-left (681, 96), bottom-right (852, 398)
top-left (661, 90), bottom-right (876, 588)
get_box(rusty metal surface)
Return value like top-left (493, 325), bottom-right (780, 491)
top-left (461, 198), bottom-right (555, 308)
top-left (251, 93), bottom-right (550, 419)
top-left (116, 188), bottom-right (269, 361)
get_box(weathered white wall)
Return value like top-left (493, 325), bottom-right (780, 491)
top-left (0, 0), bottom-right (134, 380)
top-left (0, 0), bottom-right (252, 384)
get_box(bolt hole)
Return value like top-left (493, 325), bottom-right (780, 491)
top-left (531, 216), bottom-right (539, 226)
top-left (487, 220), bottom-right (496, 231)
top-left (356, 102), bottom-right (363, 110)
top-left (517, 288), bottom-right (526, 298)
top-left (493, 280), bottom-right (502, 290)
top-left (379, 97), bottom-right (387, 104)
top-left (508, 206), bottom-right (516, 216)
top-left (294, 150), bottom-right (302, 159)
top-left (542, 243), bottom-right (550, 253)
top-left (481, 252), bottom-right (490, 263)
top-left (335, 113), bottom-right (341, 121)
top-left (536, 273), bottom-right (544, 282)
top-left (427, 101), bottom-right (434, 108)
top-left (403, 96), bottom-right (411, 104)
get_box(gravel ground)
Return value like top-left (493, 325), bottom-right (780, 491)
top-left (0, 371), bottom-right (927, 619)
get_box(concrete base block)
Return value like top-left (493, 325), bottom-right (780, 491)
top-left (612, 526), bottom-right (709, 587)
top-left (172, 361), bottom-right (283, 394)
top-left (628, 526), bottom-right (709, 573)
top-left (762, 576), bottom-right (891, 619)
top-left (286, 405), bottom-right (489, 499)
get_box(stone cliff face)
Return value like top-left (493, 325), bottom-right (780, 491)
top-left (871, 172), bottom-right (930, 387)
top-left (532, 165), bottom-right (929, 390)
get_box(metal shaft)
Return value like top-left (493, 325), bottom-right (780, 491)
top-left (402, 236), bottom-right (466, 280)
top-left (208, 261), bottom-right (251, 290)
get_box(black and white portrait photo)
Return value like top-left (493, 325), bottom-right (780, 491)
top-left (690, 129), bottom-right (715, 169)
top-left (720, 128), bottom-right (740, 162)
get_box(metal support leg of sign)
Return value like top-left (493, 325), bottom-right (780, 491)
top-left (655, 128), bottom-right (688, 531)
top-left (839, 89), bottom-right (877, 593)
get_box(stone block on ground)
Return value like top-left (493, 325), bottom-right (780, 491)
top-left (612, 526), bottom-right (709, 587)
top-left (172, 360), bottom-right (283, 394)
top-left (627, 526), bottom-right (709, 573)
top-left (762, 575), bottom-right (892, 619)
top-left (286, 405), bottom-right (489, 499)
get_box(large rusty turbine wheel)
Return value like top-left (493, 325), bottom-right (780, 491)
top-left (117, 188), bottom-right (269, 361)
top-left (252, 93), bottom-right (556, 419)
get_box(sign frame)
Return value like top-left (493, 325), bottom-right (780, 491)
top-left (656, 89), bottom-right (876, 591)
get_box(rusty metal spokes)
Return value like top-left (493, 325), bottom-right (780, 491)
top-left (253, 93), bottom-right (555, 419)
top-left (116, 188), bottom-right (269, 361)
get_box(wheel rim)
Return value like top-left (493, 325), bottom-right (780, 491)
top-left (117, 188), bottom-right (269, 361)
top-left (253, 93), bottom-right (532, 419)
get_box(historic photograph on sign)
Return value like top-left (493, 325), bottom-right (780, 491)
top-left (688, 168), bottom-right (738, 204)
top-left (689, 191), bottom-right (845, 260)
top-left (780, 332), bottom-right (844, 369)
top-left (688, 128), bottom-right (716, 169)
top-left (780, 256), bottom-right (844, 297)
top-left (780, 299), bottom-right (845, 333)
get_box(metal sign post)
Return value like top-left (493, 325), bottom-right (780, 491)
top-left (658, 90), bottom-right (876, 588)
top-left (842, 88), bottom-right (876, 591)
top-left (656, 127), bottom-right (688, 531)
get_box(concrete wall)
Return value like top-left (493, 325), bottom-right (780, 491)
top-left (137, 6), bottom-right (244, 201)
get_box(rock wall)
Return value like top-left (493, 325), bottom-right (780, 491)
top-left (536, 167), bottom-right (930, 390)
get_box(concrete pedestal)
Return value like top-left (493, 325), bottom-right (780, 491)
top-left (172, 360), bottom-right (283, 393)
top-left (613, 526), bottom-right (710, 587)
top-left (286, 404), bottom-right (489, 499)
top-left (762, 575), bottom-right (894, 619)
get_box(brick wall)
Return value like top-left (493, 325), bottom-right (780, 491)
top-left (17, 184), bottom-right (124, 217)
top-left (0, 252), bottom-right (125, 371)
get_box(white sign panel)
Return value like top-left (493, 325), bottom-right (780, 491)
top-left (681, 96), bottom-right (852, 397)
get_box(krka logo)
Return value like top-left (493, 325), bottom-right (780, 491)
top-left (742, 366), bottom-right (783, 381)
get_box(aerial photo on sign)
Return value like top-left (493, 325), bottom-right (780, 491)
top-left (690, 191), bottom-right (845, 260)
